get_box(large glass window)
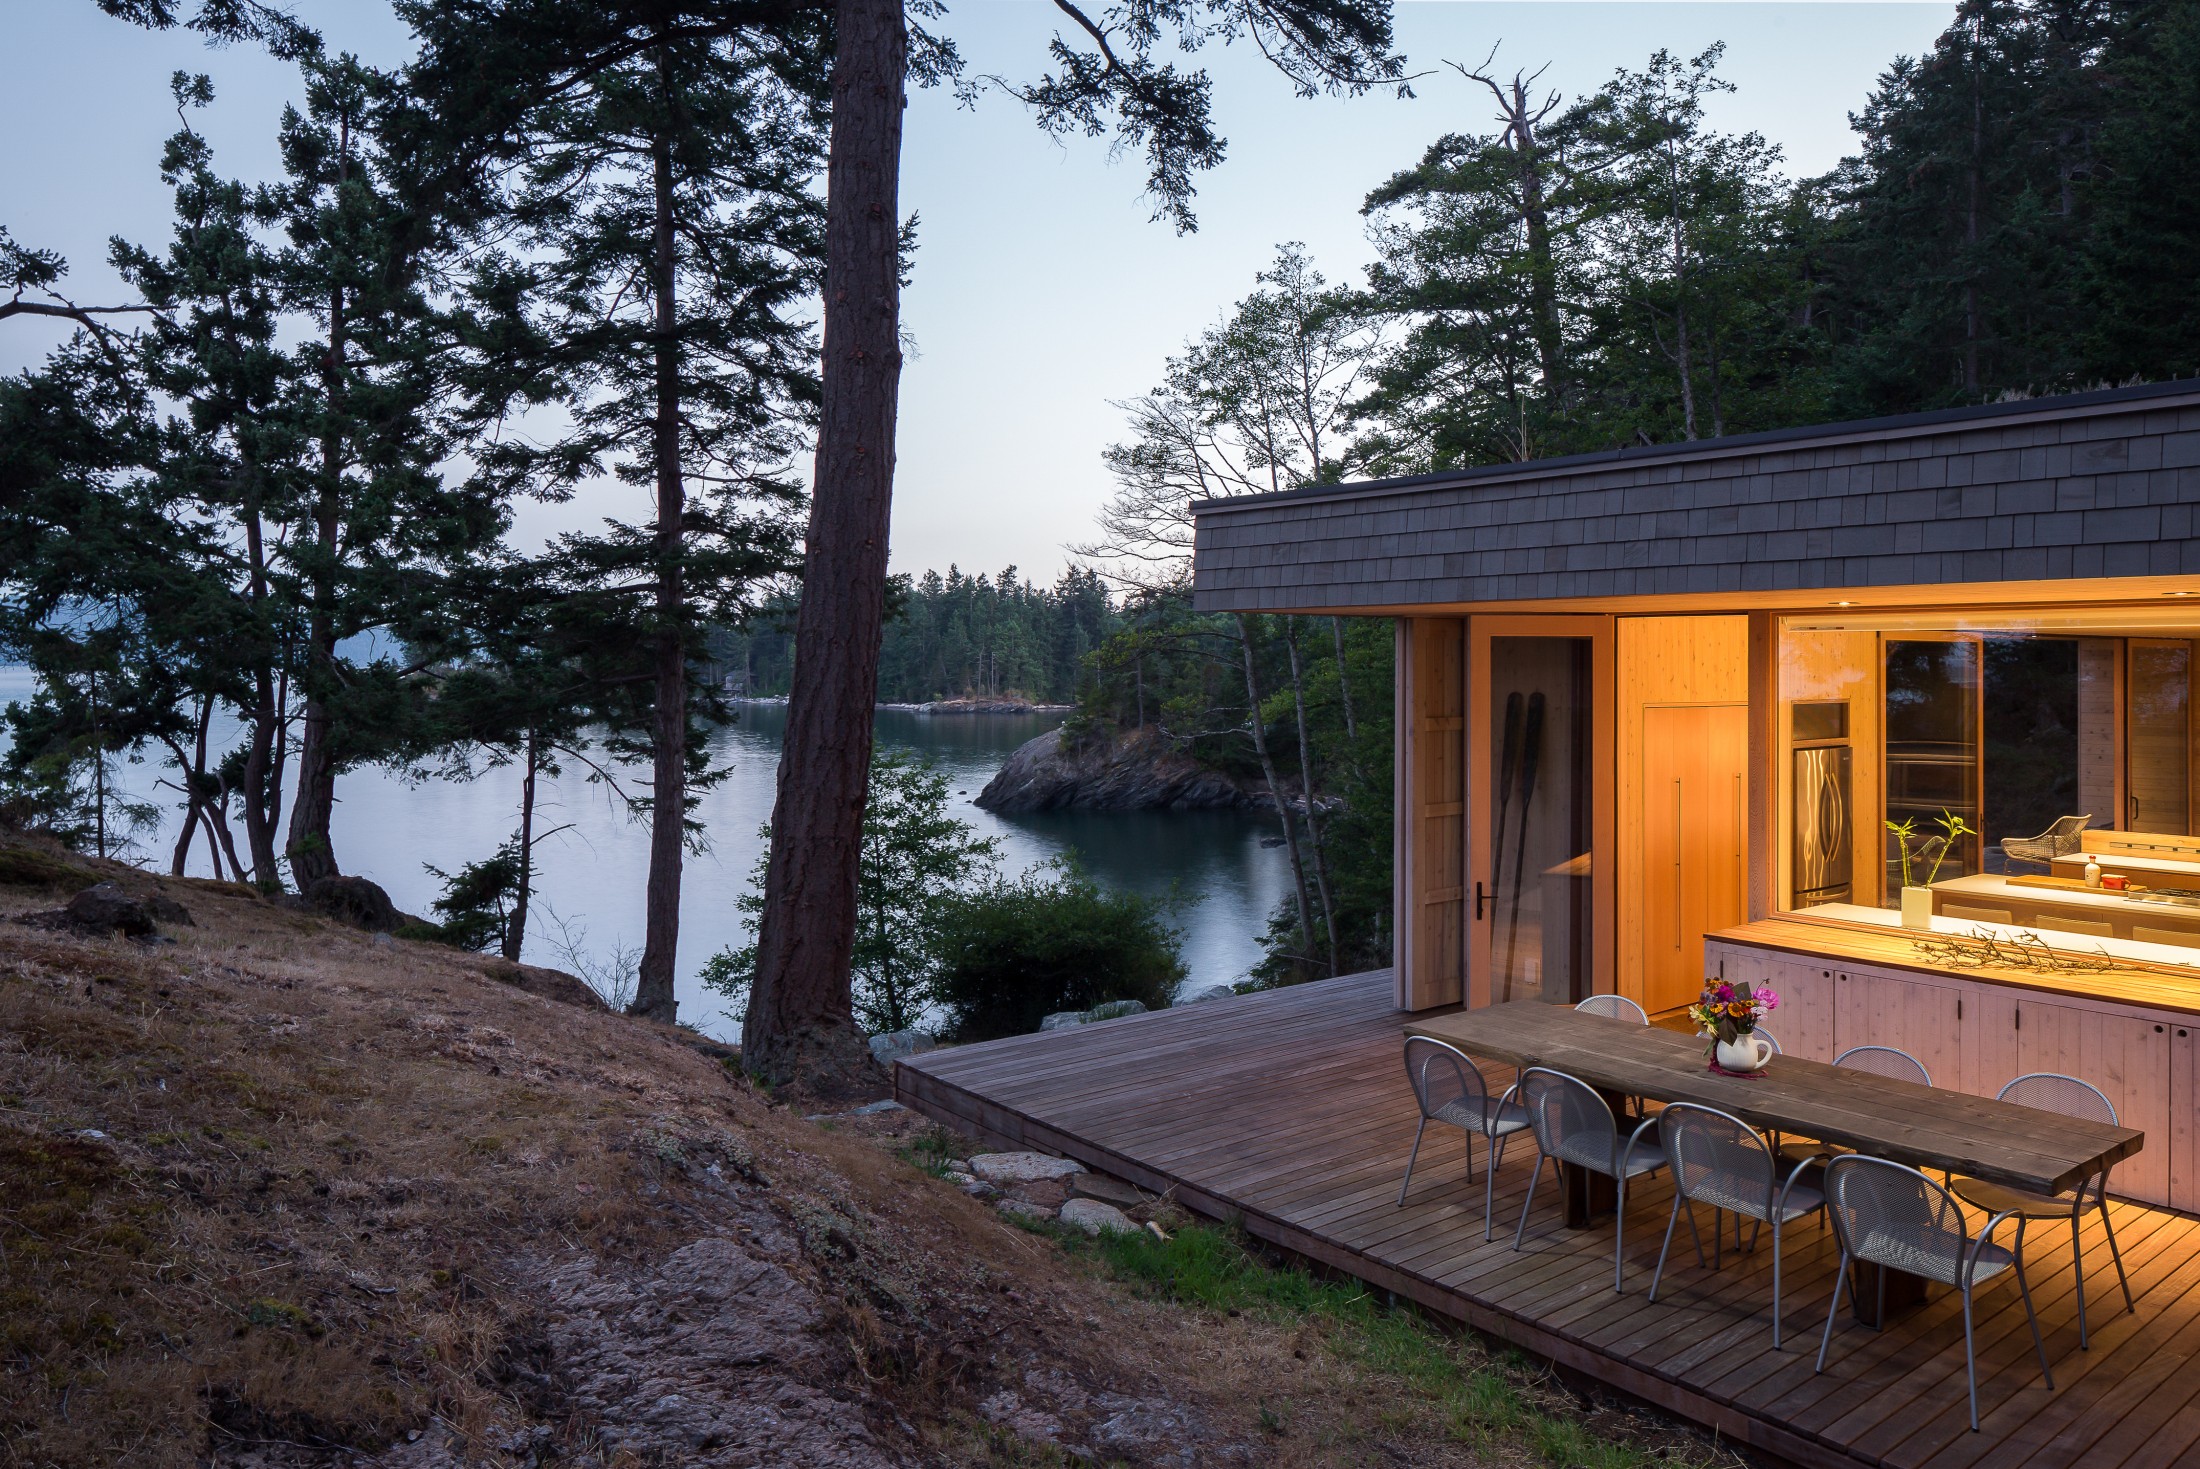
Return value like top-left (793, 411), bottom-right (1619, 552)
top-left (1777, 606), bottom-right (2200, 966)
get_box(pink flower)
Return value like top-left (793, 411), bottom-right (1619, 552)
top-left (1758, 989), bottom-right (1781, 1010)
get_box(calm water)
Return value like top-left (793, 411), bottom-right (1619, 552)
top-left (0, 668), bottom-right (1289, 1039)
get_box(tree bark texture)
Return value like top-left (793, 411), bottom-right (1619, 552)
top-left (1283, 617), bottom-right (1339, 974)
top-left (506, 731), bottom-right (538, 964)
top-left (1237, 614), bottom-right (1314, 953)
top-left (632, 98), bottom-right (688, 1024)
top-left (744, 0), bottom-right (907, 1088)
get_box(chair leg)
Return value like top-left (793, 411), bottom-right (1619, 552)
top-left (1684, 1192), bottom-right (1708, 1267)
top-left (1614, 1174), bottom-right (1628, 1293)
top-left (1463, 1127), bottom-right (1477, 1186)
top-left (2100, 1178), bottom-right (2135, 1315)
top-left (2016, 1222), bottom-right (2054, 1391)
top-left (1962, 1281), bottom-right (1980, 1433)
top-left (1650, 1192), bottom-right (1684, 1303)
top-left (1397, 1116), bottom-right (1427, 1208)
top-left (1771, 1215), bottom-right (1785, 1349)
top-left (2072, 1204), bottom-right (2090, 1350)
top-left (1483, 1132), bottom-right (1509, 1243)
top-left (1816, 1248), bottom-right (1850, 1373)
top-left (1513, 1154), bottom-right (1546, 1252)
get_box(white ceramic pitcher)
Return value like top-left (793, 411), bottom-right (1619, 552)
top-left (1715, 1034), bottom-right (1772, 1073)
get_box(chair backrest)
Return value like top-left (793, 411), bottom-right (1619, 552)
top-left (1660, 1103), bottom-right (1775, 1215)
top-left (1402, 1036), bottom-right (1491, 1123)
top-left (1823, 1155), bottom-right (1973, 1288)
top-left (1575, 994), bottom-right (1649, 1025)
top-left (1518, 1067), bottom-right (1621, 1173)
top-left (1754, 1026), bottom-right (1783, 1055)
top-left (1834, 1044), bottom-right (1932, 1087)
top-left (1998, 1071), bottom-right (2118, 1126)
top-left (2046, 814), bottom-right (2092, 848)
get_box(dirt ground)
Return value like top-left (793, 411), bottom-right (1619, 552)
top-left (0, 834), bottom-right (1738, 1468)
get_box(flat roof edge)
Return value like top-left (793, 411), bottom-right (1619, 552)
top-left (1189, 377), bottom-right (2200, 518)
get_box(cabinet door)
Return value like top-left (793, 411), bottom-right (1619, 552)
top-left (2018, 1000), bottom-right (2173, 1207)
top-left (1767, 959), bottom-right (1837, 1063)
top-left (2173, 1023), bottom-right (2200, 1216)
top-left (1834, 967), bottom-right (1964, 1093)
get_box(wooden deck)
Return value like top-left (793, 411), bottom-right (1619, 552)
top-left (895, 971), bottom-right (2200, 1469)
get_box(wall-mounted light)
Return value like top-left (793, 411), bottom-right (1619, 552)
top-left (1830, 600), bottom-right (1857, 607)
top-left (2164, 590), bottom-right (2195, 597)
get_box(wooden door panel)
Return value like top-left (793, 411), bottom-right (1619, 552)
top-left (1835, 968), bottom-right (1963, 1095)
top-left (1767, 958), bottom-right (1837, 1063)
top-left (2018, 1000), bottom-right (2172, 1206)
top-left (1642, 704), bottom-right (1750, 1016)
top-left (2173, 1022), bottom-right (2200, 1215)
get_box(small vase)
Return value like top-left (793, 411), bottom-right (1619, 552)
top-left (1716, 1035), bottom-right (1771, 1074)
top-left (1900, 885), bottom-right (1933, 930)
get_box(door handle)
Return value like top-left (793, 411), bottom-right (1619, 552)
top-left (1475, 881), bottom-right (1490, 920)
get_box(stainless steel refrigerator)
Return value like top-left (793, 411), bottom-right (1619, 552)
top-left (1793, 745), bottom-right (1853, 907)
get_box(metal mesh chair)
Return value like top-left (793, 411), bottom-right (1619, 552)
top-left (1816, 1155), bottom-right (2053, 1432)
top-left (1575, 994), bottom-right (1649, 1024)
top-left (2000, 815), bottom-right (2092, 874)
top-left (1398, 1037), bottom-right (1530, 1240)
top-left (1951, 1073), bottom-right (2135, 1349)
top-left (1755, 1027), bottom-right (1784, 1055)
top-left (1833, 1044), bottom-right (1931, 1087)
top-left (1512, 1067), bottom-right (1668, 1292)
top-left (1651, 1103), bottom-right (1825, 1345)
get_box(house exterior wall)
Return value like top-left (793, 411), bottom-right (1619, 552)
top-left (1191, 385), bottom-right (2200, 613)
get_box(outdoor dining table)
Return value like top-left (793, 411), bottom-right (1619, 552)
top-left (1405, 1001), bottom-right (2145, 1327)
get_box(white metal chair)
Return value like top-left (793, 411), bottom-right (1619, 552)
top-left (1651, 1103), bottom-right (1825, 1346)
top-left (1512, 1067), bottom-right (1668, 1292)
top-left (1815, 1155), bottom-right (2053, 1432)
top-left (1755, 1027), bottom-right (1784, 1055)
top-left (1575, 994), bottom-right (1649, 1025)
top-left (1398, 1036), bottom-right (1530, 1240)
top-left (1833, 1044), bottom-right (1931, 1086)
top-left (1950, 1073), bottom-right (2135, 1349)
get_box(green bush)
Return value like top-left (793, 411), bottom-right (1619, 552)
top-left (931, 862), bottom-right (1185, 1041)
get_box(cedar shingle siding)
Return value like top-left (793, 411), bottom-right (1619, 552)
top-left (1189, 381), bottom-right (2200, 612)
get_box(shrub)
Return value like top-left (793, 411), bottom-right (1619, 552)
top-left (931, 862), bottom-right (1185, 1041)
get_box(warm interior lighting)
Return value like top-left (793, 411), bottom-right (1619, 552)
top-left (1831, 600), bottom-right (1857, 606)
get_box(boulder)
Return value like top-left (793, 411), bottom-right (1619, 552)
top-left (1180, 984), bottom-right (1238, 1005)
top-left (969, 1151), bottom-right (1083, 1185)
top-left (302, 875), bottom-right (403, 933)
top-left (1007, 1178), bottom-right (1071, 1209)
top-left (995, 1199), bottom-right (1055, 1224)
top-left (1059, 1198), bottom-right (1139, 1236)
top-left (63, 882), bottom-right (160, 937)
top-left (1085, 999), bottom-right (1148, 1023)
top-left (478, 957), bottom-right (612, 1012)
top-left (867, 1029), bottom-right (937, 1066)
top-left (976, 726), bottom-right (1255, 814)
top-left (1038, 1011), bottom-right (1087, 1032)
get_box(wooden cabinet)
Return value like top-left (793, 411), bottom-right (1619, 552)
top-left (2174, 1023), bottom-right (2200, 1215)
top-left (1703, 942), bottom-right (1835, 1062)
top-left (1833, 966), bottom-right (1965, 1094)
top-left (2015, 998), bottom-right (2175, 1205)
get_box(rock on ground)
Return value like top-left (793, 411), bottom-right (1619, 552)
top-left (867, 1029), bottom-right (936, 1065)
top-left (1068, 1172), bottom-right (1147, 1207)
top-left (13, 881), bottom-right (190, 939)
top-left (1059, 1199), bottom-right (1139, 1237)
top-left (970, 1152), bottom-right (1083, 1185)
top-left (537, 1236), bottom-right (900, 1469)
top-left (302, 875), bottom-right (404, 933)
top-left (976, 726), bottom-right (1257, 814)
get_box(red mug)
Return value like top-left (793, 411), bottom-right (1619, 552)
top-left (2102, 874), bottom-right (2128, 891)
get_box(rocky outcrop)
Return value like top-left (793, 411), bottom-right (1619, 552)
top-left (976, 726), bottom-right (1255, 813)
top-left (301, 875), bottom-right (404, 933)
top-left (13, 881), bottom-right (192, 939)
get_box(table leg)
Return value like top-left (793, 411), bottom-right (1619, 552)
top-left (1561, 1085), bottom-right (1634, 1227)
top-left (1849, 1260), bottom-right (1930, 1328)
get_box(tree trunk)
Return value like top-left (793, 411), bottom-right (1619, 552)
top-left (1237, 614), bottom-right (1314, 953)
top-left (505, 730), bottom-right (537, 964)
top-left (745, 0), bottom-right (907, 1089)
top-left (1330, 617), bottom-right (1357, 746)
top-left (631, 85), bottom-right (688, 1025)
top-left (1963, 14), bottom-right (1984, 396)
top-left (1283, 618), bottom-right (1340, 974)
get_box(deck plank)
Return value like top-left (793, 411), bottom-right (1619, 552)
top-left (895, 971), bottom-right (2200, 1469)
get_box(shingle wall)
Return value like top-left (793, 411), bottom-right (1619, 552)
top-left (1190, 391), bottom-right (2200, 612)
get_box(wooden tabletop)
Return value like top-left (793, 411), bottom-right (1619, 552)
top-left (1406, 1002), bottom-right (2143, 1197)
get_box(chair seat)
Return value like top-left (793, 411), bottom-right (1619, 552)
top-left (1854, 1228), bottom-right (2016, 1288)
top-left (1432, 1096), bottom-right (1530, 1138)
top-left (1778, 1139), bottom-right (1846, 1169)
top-left (1951, 1176), bottom-right (2091, 1219)
top-left (1556, 1132), bottom-right (1667, 1179)
top-left (1690, 1172), bottom-right (1826, 1223)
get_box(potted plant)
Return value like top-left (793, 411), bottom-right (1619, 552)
top-left (1690, 979), bottom-right (1780, 1075)
top-left (1886, 809), bottom-right (1975, 930)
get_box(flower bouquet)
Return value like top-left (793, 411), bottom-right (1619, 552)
top-left (1689, 979), bottom-right (1780, 1076)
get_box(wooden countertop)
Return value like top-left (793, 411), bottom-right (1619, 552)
top-left (1708, 914), bottom-right (2200, 1018)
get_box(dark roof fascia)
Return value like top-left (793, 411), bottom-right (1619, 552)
top-left (1188, 377), bottom-right (2200, 518)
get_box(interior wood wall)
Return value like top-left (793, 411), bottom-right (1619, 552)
top-left (1396, 619), bottom-right (1465, 1010)
top-left (1616, 616), bottom-right (1749, 1007)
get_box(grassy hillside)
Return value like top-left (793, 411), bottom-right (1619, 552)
top-left (0, 833), bottom-right (1727, 1468)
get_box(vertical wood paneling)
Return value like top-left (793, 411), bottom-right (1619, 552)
top-left (1399, 618), bottom-right (1466, 1010)
top-left (2018, 998), bottom-right (2174, 1205)
top-left (2173, 1021), bottom-right (2200, 1214)
top-left (2078, 637), bottom-right (2122, 830)
top-left (1642, 705), bottom-right (1749, 1014)
top-left (1617, 615), bottom-right (1749, 1010)
top-left (1835, 968), bottom-right (1965, 1094)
